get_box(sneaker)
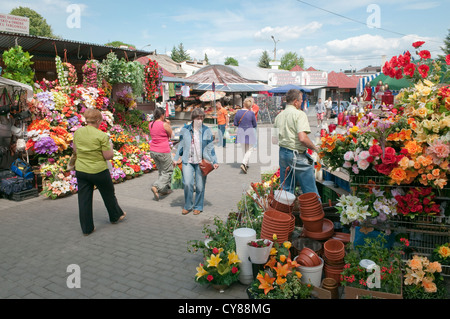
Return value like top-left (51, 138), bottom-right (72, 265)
top-left (240, 164), bottom-right (247, 174)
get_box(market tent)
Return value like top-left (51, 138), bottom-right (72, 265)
top-left (268, 84), bottom-right (311, 93)
top-left (356, 72), bottom-right (381, 95)
top-left (0, 76), bottom-right (34, 101)
top-left (369, 73), bottom-right (413, 91)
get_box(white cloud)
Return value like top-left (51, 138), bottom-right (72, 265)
top-left (254, 22), bottom-right (322, 41)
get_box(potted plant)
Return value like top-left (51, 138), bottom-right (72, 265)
top-left (195, 247), bottom-right (241, 291)
top-left (247, 239), bottom-right (273, 264)
top-left (247, 236), bottom-right (314, 299)
top-left (403, 255), bottom-right (447, 299)
top-left (341, 235), bottom-right (404, 299)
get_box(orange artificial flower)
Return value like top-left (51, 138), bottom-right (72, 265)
top-left (256, 272), bottom-right (275, 295)
top-left (434, 178), bottom-right (447, 189)
top-left (389, 167), bottom-right (407, 185)
top-left (264, 256), bottom-right (277, 270)
top-left (432, 169), bottom-right (441, 177)
top-left (274, 262), bottom-right (292, 278)
top-left (405, 140), bottom-right (423, 155)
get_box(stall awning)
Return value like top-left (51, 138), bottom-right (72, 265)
top-left (194, 82), bottom-right (273, 92)
top-left (0, 76), bottom-right (33, 100)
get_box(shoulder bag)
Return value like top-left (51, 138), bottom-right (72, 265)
top-left (191, 131), bottom-right (214, 176)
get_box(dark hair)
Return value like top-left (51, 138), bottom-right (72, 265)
top-left (151, 107), bottom-right (165, 128)
top-left (285, 89), bottom-right (302, 104)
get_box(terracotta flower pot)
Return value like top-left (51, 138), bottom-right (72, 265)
top-left (298, 192), bottom-right (319, 202)
top-left (295, 255), bottom-right (315, 267)
top-left (302, 218), bottom-right (335, 240)
top-left (264, 210), bottom-right (292, 222)
top-left (324, 239), bottom-right (345, 254)
top-left (324, 256), bottom-right (345, 267)
top-left (298, 247), bottom-right (321, 266)
top-left (300, 207), bottom-right (324, 218)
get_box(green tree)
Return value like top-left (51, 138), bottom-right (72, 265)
top-left (9, 7), bottom-right (57, 38)
top-left (105, 41), bottom-right (136, 50)
top-left (438, 28), bottom-right (450, 59)
top-left (224, 57), bottom-right (239, 66)
top-left (2, 46), bottom-right (35, 86)
top-left (171, 43), bottom-right (191, 62)
top-left (280, 52), bottom-right (304, 71)
top-left (204, 53), bottom-right (210, 65)
top-left (257, 50), bottom-right (271, 68)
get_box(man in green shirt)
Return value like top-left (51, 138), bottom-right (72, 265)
top-left (273, 89), bottom-right (319, 197)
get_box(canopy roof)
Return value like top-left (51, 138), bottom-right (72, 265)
top-left (268, 84), bottom-right (311, 93)
top-left (186, 64), bottom-right (272, 92)
top-left (0, 76), bottom-right (33, 100)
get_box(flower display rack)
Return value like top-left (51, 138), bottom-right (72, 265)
top-left (388, 215), bottom-right (450, 263)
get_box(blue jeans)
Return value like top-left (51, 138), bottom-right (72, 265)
top-left (182, 163), bottom-right (207, 211)
top-left (279, 147), bottom-right (320, 198)
top-left (218, 124), bottom-right (226, 147)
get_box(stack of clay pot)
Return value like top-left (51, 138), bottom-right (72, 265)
top-left (323, 239), bottom-right (346, 285)
top-left (295, 247), bottom-right (324, 287)
top-left (260, 209), bottom-right (295, 244)
top-left (268, 190), bottom-right (296, 214)
top-left (298, 192), bottom-right (334, 240)
top-left (295, 247), bottom-right (321, 267)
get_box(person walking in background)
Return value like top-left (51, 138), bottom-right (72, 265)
top-left (315, 97), bottom-right (326, 127)
top-left (234, 97), bottom-right (257, 174)
top-left (215, 101), bottom-right (228, 148)
top-left (149, 107), bottom-right (174, 201)
top-left (173, 108), bottom-right (219, 215)
top-left (251, 98), bottom-right (259, 121)
top-left (73, 108), bottom-right (126, 236)
top-left (325, 97), bottom-right (333, 120)
top-left (273, 89), bottom-right (320, 197)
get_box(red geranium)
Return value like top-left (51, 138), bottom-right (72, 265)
top-left (404, 63), bottom-right (416, 77)
top-left (446, 54), bottom-right (450, 65)
top-left (398, 52), bottom-right (411, 67)
top-left (394, 68), bottom-right (403, 79)
top-left (418, 50), bottom-right (431, 60)
top-left (412, 41), bottom-right (425, 48)
top-left (418, 64), bottom-right (430, 78)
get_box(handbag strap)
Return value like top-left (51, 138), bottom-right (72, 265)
top-left (237, 110), bottom-right (249, 126)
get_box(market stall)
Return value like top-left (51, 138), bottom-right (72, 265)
top-left (187, 42), bottom-right (450, 299)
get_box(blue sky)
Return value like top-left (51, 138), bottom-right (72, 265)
top-left (1, 0), bottom-right (449, 72)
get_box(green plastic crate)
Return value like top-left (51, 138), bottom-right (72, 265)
top-left (322, 186), bottom-right (337, 203)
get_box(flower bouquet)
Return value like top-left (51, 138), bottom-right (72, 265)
top-left (110, 167), bottom-right (125, 183)
top-left (403, 255), bottom-right (447, 299)
top-left (82, 59), bottom-right (99, 88)
top-left (195, 248), bottom-right (241, 288)
top-left (431, 243), bottom-right (450, 276)
top-left (247, 237), bottom-right (313, 299)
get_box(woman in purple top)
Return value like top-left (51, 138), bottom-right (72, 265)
top-left (149, 107), bottom-right (173, 201)
top-left (234, 98), bottom-right (257, 174)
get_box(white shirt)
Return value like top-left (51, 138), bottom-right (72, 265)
top-left (188, 129), bottom-right (201, 164)
top-left (181, 85), bottom-right (190, 97)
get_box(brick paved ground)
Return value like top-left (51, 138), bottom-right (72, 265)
top-left (0, 126), bottom-right (278, 299)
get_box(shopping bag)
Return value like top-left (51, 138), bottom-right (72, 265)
top-left (224, 129), bottom-right (230, 140)
top-left (171, 166), bottom-right (184, 190)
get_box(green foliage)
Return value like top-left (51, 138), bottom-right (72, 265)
top-left (204, 53), bottom-right (210, 65)
top-left (170, 43), bottom-right (191, 63)
top-left (257, 50), bottom-right (271, 68)
top-left (2, 46), bottom-right (35, 86)
top-left (105, 41), bottom-right (136, 50)
top-left (10, 6), bottom-right (57, 38)
top-left (280, 51), bottom-right (304, 71)
top-left (224, 57), bottom-right (239, 66)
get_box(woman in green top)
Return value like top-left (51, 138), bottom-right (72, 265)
top-left (73, 108), bottom-right (126, 235)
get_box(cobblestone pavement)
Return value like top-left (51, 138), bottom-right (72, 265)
top-left (0, 126), bottom-right (280, 299)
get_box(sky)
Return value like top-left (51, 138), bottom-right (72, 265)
top-left (1, 0), bottom-right (449, 72)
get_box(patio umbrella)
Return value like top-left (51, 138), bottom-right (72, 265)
top-left (199, 90), bottom-right (226, 102)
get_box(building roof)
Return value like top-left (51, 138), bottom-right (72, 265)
top-left (306, 66), bottom-right (318, 71)
top-left (290, 65), bottom-right (304, 71)
top-left (143, 53), bottom-right (187, 78)
top-left (225, 65), bottom-right (272, 82)
top-left (0, 31), bottom-right (152, 61)
top-left (135, 56), bottom-right (176, 77)
top-left (327, 71), bottom-right (359, 89)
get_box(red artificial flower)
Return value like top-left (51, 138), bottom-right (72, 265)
top-left (369, 144), bottom-right (383, 158)
top-left (389, 56), bottom-right (398, 68)
top-left (418, 50), bottom-right (431, 60)
top-left (418, 64), bottom-right (430, 78)
top-left (412, 41), bottom-right (425, 48)
top-left (404, 63), bottom-right (416, 77)
top-left (231, 266), bottom-right (239, 274)
top-left (212, 247), bottom-right (219, 254)
top-left (398, 53), bottom-right (411, 67)
top-left (394, 68), bottom-right (403, 79)
top-left (446, 54), bottom-right (450, 65)
top-left (207, 275), bottom-right (214, 282)
top-left (374, 163), bottom-right (395, 175)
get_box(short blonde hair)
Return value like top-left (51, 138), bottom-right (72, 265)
top-left (243, 98), bottom-right (253, 109)
top-left (84, 108), bottom-right (103, 124)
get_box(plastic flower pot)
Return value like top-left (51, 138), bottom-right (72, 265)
top-left (247, 239), bottom-right (273, 264)
top-left (299, 247), bottom-right (322, 266)
top-left (297, 257), bottom-right (324, 287)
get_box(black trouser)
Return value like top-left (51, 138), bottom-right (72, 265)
top-left (76, 169), bottom-right (124, 234)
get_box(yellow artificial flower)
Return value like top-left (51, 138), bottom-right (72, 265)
top-left (276, 276), bottom-right (287, 286)
top-left (438, 245), bottom-right (450, 258)
top-left (272, 234), bottom-right (277, 241)
top-left (279, 255), bottom-right (286, 262)
top-left (283, 242), bottom-right (292, 250)
top-left (227, 251), bottom-right (241, 265)
top-left (270, 247), bottom-right (277, 256)
top-left (349, 126), bottom-right (359, 134)
top-left (207, 254), bottom-right (222, 268)
top-left (195, 263), bottom-right (208, 280)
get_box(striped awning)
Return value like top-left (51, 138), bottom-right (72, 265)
top-left (356, 72), bottom-right (381, 95)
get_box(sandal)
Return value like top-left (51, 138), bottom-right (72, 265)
top-left (182, 209), bottom-right (191, 215)
top-left (193, 210), bottom-right (202, 215)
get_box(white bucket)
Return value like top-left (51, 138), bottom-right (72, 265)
top-left (233, 228), bottom-right (256, 285)
top-left (297, 257), bottom-right (324, 287)
top-left (247, 239), bottom-right (273, 264)
top-left (273, 190), bottom-right (296, 205)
